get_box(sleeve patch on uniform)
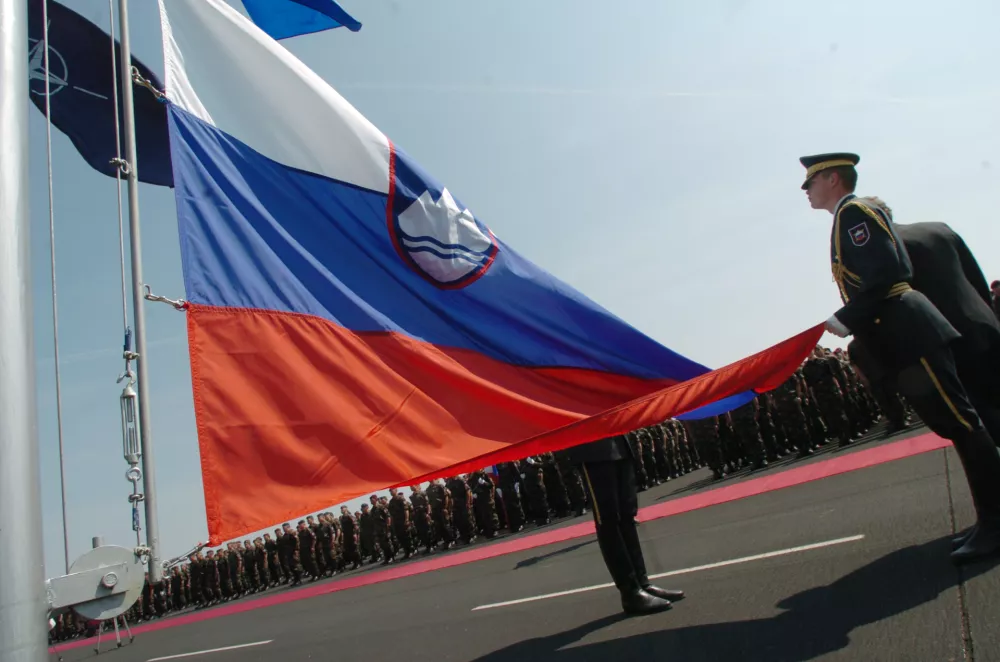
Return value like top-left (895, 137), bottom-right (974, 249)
top-left (849, 222), bottom-right (870, 246)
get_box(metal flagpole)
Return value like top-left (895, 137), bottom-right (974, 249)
top-left (116, 0), bottom-right (163, 584)
top-left (0, 0), bottom-right (50, 658)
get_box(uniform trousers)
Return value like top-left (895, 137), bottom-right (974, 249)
top-left (894, 346), bottom-right (1000, 522)
top-left (580, 459), bottom-right (648, 593)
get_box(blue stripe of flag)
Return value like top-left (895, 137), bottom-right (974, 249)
top-left (242, 0), bottom-right (361, 40)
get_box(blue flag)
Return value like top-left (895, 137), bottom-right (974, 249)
top-left (242, 0), bottom-right (362, 40)
top-left (27, 0), bottom-right (172, 187)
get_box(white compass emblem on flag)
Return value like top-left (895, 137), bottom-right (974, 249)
top-left (28, 35), bottom-right (107, 100)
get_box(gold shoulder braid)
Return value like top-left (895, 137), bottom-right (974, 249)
top-left (831, 206), bottom-right (862, 302)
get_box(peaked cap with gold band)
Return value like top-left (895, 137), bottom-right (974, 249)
top-left (799, 152), bottom-right (860, 189)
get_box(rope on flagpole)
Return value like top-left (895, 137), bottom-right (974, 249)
top-left (106, 0), bottom-right (146, 552)
top-left (41, 0), bottom-right (72, 576)
top-left (107, 0), bottom-right (133, 376)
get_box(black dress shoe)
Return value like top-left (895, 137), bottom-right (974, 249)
top-left (952, 525), bottom-right (978, 550)
top-left (642, 585), bottom-right (685, 602)
top-left (951, 524), bottom-right (1000, 564)
top-left (620, 589), bottom-right (672, 616)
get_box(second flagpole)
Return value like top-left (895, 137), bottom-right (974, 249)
top-left (116, 0), bottom-right (163, 584)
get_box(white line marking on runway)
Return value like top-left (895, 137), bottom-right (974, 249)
top-left (147, 640), bottom-right (272, 661)
top-left (472, 534), bottom-right (865, 611)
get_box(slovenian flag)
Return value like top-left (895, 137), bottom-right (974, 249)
top-left (158, 0), bottom-right (822, 543)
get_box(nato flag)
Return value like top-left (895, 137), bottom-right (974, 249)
top-left (27, 0), bottom-right (172, 187)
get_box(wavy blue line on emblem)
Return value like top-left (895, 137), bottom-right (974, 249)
top-left (397, 230), bottom-right (494, 256)
top-left (404, 245), bottom-right (489, 266)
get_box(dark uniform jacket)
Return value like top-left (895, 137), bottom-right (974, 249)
top-left (563, 434), bottom-right (633, 464)
top-left (894, 222), bottom-right (1000, 358)
top-left (830, 194), bottom-right (958, 368)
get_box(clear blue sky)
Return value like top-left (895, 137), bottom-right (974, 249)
top-left (29, 0), bottom-right (1000, 577)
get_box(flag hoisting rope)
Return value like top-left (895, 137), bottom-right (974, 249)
top-left (41, 0), bottom-right (72, 576)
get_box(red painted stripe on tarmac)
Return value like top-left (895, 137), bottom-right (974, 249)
top-left (51, 431), bottom-right (949, 653)
top-left (637, 432), bottom-right (951, 522)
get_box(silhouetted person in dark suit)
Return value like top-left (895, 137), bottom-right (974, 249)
top-left (564, 434), bottom-right (684, 615)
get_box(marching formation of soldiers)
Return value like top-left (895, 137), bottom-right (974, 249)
top-left (48, 344), bottom-right (913, 643)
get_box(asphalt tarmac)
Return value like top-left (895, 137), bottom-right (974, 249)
top-left (52, 425), bottom-right (1000, 662)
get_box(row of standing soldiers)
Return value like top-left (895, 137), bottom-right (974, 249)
top-left (114, 457), bottom-right (601, 620)
top-left (681, 346), bottom-right (909, 480)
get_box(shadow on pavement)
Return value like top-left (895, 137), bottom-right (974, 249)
top-left (470, 535), bottom-right (998, 662)
top-left (514, 540), bottom-right (596, 570)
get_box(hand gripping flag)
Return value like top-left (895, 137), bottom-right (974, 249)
top-left (27, 0), bottom-right (172, 187)
top-left (158, 0), bottom-right (823, 544)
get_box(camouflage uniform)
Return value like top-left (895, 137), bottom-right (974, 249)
top-left (497, 461), bottom-right (526, 532)
top-left (426, 480), bottom-right (456, 549)
top-left (540, 453), bottom-right (571, 517)
top-left (408, 488), bottom-right (433, 552)
top-left (521, 458), bottom-right (550, 525)
top-left (470, 470), bottom-right (500, 538)
top-left (803, 352), bottom-right (851, 446)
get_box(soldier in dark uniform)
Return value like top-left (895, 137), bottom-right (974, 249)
top-left (188, 554), bottom-right (204, 608)
top-left (444, 475), bottom-right (475, 543)
top-left (314, 514), bottom-right (335, 576)
top-left (279, 523), bottom-right (303, 585)
top-left (241, 540), bottom-right (258, 593)
top-left (358, 503), bottom-right (377, 562)
top-left (889, 217), bottom-right (1000, 437)
top-left (203, 550), bottom-right (221, 603)
top-left (305, 516), bottom-right (325, 577)
top-left (182, 564), bottom-right (192, 605)
top-left (297, 520), bottom-right (319, 579)
top-left (497, 461), bottom-right (526, 533)
top-left (801, 152), bottom-right (1000, 562)
top-left (520, 458), bottom-right (550, 525)
top-left (216, 549), bottom-right (232, 599)
top-left (469, 470), bottom-right (500, 538)
top-left (426, 478), bottom-right (456, 550)
top-left (370, 494), bottom-right (395, 564)
top-left (565, 434), bottom-right (683, 615)
top-left (852, 210), bottom-right (1000, 549)
top-left (625, 432), bottom-right (649, 489)
top-left (540, 453), bottom-right (571, 518)
top-left (170, 567), bottom-right (185, 611)
top-left (408, 486), bottom-right (432, 553)
top-left (655, 423), bottom-right (676, 478)
top-left (265, 531), bottom-right (283, 584)
top-left (756, 392), bottom-right (785, 460)
top-left (388, 488), bottom-right (414, 559)
top-left (554, 451), bottom-right (588, 517)
top-left (730, 397), bottom-right (769, 469)
top-left (253, 538), bottom-right (268, 589)
top-left (803, 347), bottom-right (852, 447)
top-left (230, 544), bottom-right (245, 596)
top-left (679, 419), bottom-right (700, 471)
top-left (339, 505), bottom-right (362, 568)
top-left (773, 372), bottom-right (813, 457)
top-left (798, 366), bottom-right (829, 447)
top-left (687, 416), bottom-right (725, 479)
top-left (639, 429), bottom-right (662, 485)
top-left (717, 412), bottom-right (742, 473)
